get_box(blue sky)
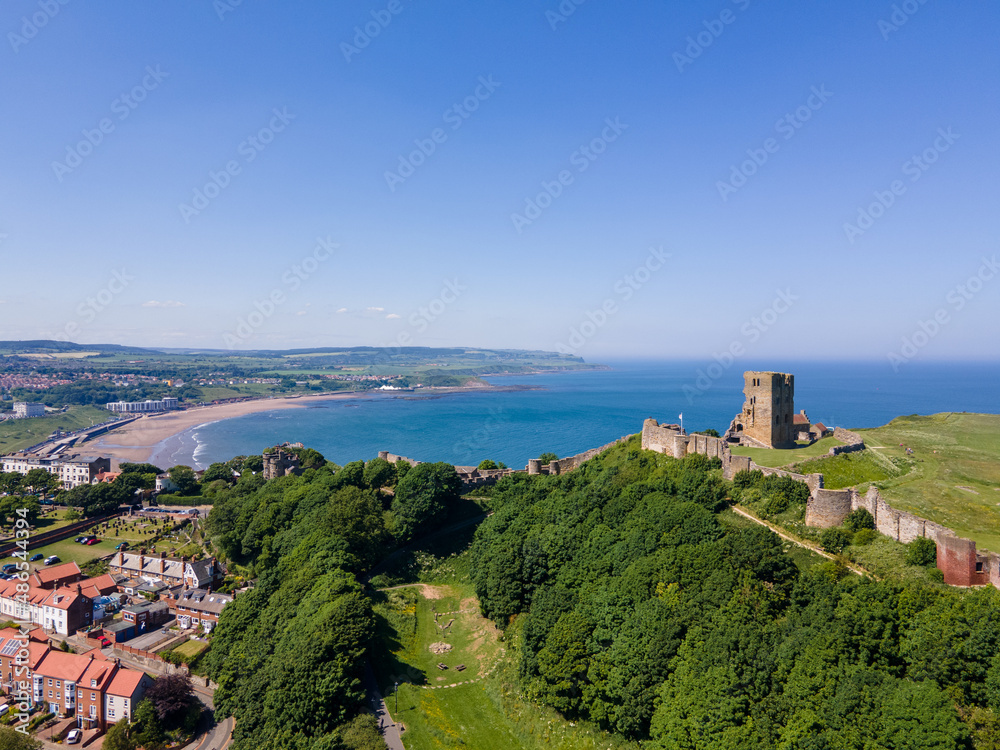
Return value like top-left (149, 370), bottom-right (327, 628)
top-left (1, 0), bottom-right (998, 364)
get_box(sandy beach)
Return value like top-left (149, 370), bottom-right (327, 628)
top-left (82, 385), bottom-right (513, 465)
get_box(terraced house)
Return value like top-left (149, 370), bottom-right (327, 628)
top-left (31, 648), bottom-right (152, 731)
top-left (108, 550), bottom-right (224, 589)
top-left (162, 587), bottom-right (232, 632)
top-left (0, 579), bottom-right (92, 635)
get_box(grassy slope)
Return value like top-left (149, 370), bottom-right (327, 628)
top-left (369, 524), bottom-right (643, 750)
top-left (856, 413), bottom-right (1000, 552)
top-left (729, 436), bottom-right (843, 467)
top-left (0, 405), bottom-right (114, 453)
top-left (791, 449), bottom-right (904, 490)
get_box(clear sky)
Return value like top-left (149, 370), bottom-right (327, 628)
top-left (1, 0), bottom-right (998, 363)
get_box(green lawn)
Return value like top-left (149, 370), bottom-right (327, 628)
top-left (791, 449), bottom-right (906, 489)
top-left (374, 586), bottom-right (642, 750)
top-left (856, 413), bottom-right (1000, 552)
top-left (0, 405), bottom-right (116, 454)
top-left (1, 514), bottom-right (193, 566)
top-left (729, 436), bottom-right (844, 467)
top-left (172, 639), bottom-right (209, 659)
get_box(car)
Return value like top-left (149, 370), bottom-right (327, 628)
top-left (1, 564), bottom-right (15, 573)
top-left (66, 728), bottom-right (81, 744)
top-left (98, 637), bottom-right (111, 648)
top-left (74, 536), bottom-right (86, 543)
top-left (0, 574), bottom-right (9, 581)
top-left (30, 553), bottom-right (43, 561)
top-left (43, 556), bottom-right (60, 566)
top-left (85, 538), bottom-right (100, 545)
top-left (115, 542), bottom-right (129, 551)
top-left (0, 703), bottom-right (8, 717)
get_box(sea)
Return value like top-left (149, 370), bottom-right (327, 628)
top-left (149, 360), bottom-right (1000, 470)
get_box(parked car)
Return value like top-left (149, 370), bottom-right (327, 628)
top-left (30, 553), bottom-right (43, 561)
top-left (74, 536), bottom-right (86, 543)
top-left (0, 564), bottom-right (15, 574)
top-left (66, 728), bottom-right (81, 744)
top-left (115, 542), bottom-right (129, 551)
top-left (85, 538), bottom-right (100, 545)
top-left (43, 556), bottom-right (60, 565)
top-left (98, 637), bottom-right (111, 648)
top-left (0, 703), bottom-right (9, 717)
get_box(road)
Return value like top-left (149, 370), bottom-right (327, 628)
top-left (730, 506), bottom-right (869, 576)
top-left (365, 662), bottom-right (405, 750)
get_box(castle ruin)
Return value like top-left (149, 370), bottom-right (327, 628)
top-left (262, 448), bottom-right (301, 480)
top-left (727, 371), bottom-right (795, 448)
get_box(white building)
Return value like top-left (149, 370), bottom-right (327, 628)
top-left (0, 453), bottom-right (111, 489)
top-left (106, 397), bottom-right (178, 413)
top-left (13, 402), bottom-right (46, 418)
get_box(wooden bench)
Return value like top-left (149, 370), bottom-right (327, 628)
top-left (437, 663), bottom-right (448, 670)
top-left (455, 664), bottom-right (466, 672)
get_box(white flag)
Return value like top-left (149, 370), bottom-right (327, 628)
top-left (678, 413), bottom-right (683, 420)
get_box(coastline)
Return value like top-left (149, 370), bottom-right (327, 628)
top-left (83, 384), bottom-right (533, 466)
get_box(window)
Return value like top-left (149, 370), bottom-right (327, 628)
top-left (976, 562), bottom-right (984, 573)
top-left (91, 692), bottom-right (96, 701)
top-left (90, 705), bottom-right (96, 718)
top-left (108, 708), bottom-right (115, 718)
top-left (47, 679), bottom-right (52, 686)
top-left (47, 690), bottom-right (52, 698)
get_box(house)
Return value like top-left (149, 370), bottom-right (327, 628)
top-left (78, 573), bottom-right (121, 600)
top-left (154, 473), bottom-right (178, 492)
top-left (92, 471), bottom-right (121, 484)
top-left (0, 627), bottom-right (48, 698)
top-left (163, 587), bottom-right (232, 633)
top-left (121, 601), bottom-right (170, 633)
top-left (0, 580), bottom-right (93, 635)
top-left (0, 453), bottom-right (111, 489)
top-left (32, 561), bottom-right (86, 590)
top-left (108, 551), bottom-right (224, 590)
top-left (104, 668), bottom-right (153, 727)
top-left (31, 648), bottom-right (152, 731)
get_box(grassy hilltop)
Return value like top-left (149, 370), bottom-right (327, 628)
top-left (736, 413), bottom-right (1000, 553)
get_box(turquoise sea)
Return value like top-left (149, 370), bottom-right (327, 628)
top-left (150, 360), bottom-right (1000, 470)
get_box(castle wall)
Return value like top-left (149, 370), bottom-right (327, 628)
top-left (641, 415), bottom-right (997, 590)
top-left (805, 489), bottom-right (853, 528)
top-left (546, 436), bottom-right (632, 475)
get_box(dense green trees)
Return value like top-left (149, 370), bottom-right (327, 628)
top-left (389, 462), bottom-right (462, 541)
top-left (469, 437), bottom-right (997, 748)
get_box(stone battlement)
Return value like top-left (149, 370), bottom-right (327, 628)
top-left (640, 417), bottom-right (998, 590)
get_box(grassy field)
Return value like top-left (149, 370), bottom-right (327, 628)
top-left (791, 449), bottom-right (907, 489)
top-left (0, 405), bottom-right (115, 453)
top-left (856, 413), bottom-right (1000, 552)
top-left (373, 583), bottom-right (643, 750)
top-left (729, 436), bottom-right (844, 467)
top-left (719, 508), bottom-right (827, 572)
top-left (172, 639), bottom-right (209, 659)
top-left (0, 513), bottom-right (200, 566)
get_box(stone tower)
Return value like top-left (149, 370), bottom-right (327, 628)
top-left (262, 449), bottom-right (300, 480)
top-left (734, 371), bottom-right (794, 448)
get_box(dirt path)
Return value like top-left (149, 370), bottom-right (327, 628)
top-left (730, 506), bottom-right (869, 577)
top-left (378, 582), bottom-right (451, 600)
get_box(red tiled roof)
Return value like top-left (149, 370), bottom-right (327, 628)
top-left (33, 561), bottom-right (82, 586)
top-left (79, 658), bottom-right (117, 690)
top-left (813, 422), bottom-right (828, 432)
top-left (29, 628), bottom-right (49, 644)
top-left (79, 574), bottom-right (118, 598)
top-left (107, 668), bottom-right (147, 698)
top-left (43, 587), bottom-right (87, 611)
top-left (793, 414), bottom-right (810, 425)
top-left (33, 650), bottom-right (94, 683)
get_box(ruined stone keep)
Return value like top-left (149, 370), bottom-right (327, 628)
top-left (733, 371), bottom-right (795, 448)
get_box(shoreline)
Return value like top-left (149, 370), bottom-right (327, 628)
top-left (83, 384), bottom-right (535, 466)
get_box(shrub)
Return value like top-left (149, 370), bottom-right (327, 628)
top-left (905, 536), bottom-right (937, 566)
top-left (820, 527), bottom-right (852, 554)
top-left (929, 568), bottom-right (945, 582)
top-left (853, 528), bottom-right (878, 546)
top-left (844, 508), bottom-right (876, 532)
top-left (763, 492), bottom-right (790, 517)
